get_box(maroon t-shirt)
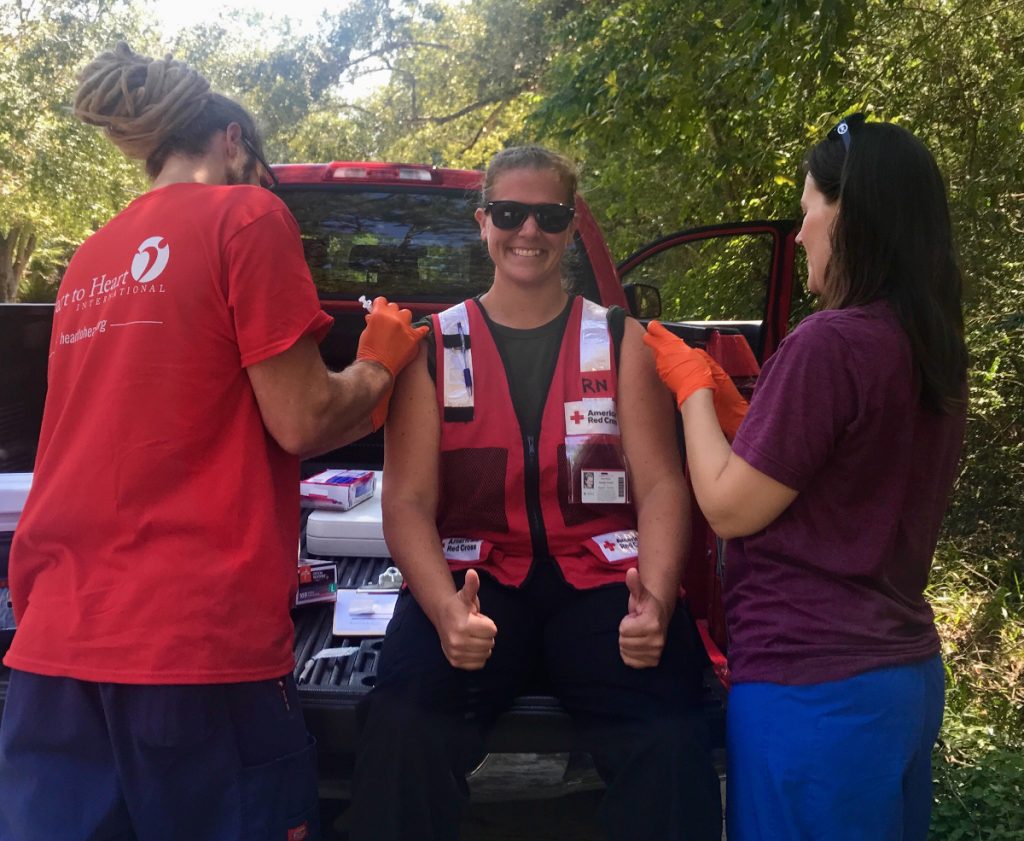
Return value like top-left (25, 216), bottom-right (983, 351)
top-left (726, 300), bottom-right (966, 684)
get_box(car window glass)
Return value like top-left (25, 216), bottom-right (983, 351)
top-left (624, 234), bottom-right (774, 322)
top-left (279, 187), bottom-right (598, 302)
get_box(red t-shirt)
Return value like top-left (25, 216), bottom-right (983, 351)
top-left (5, 183), bottom-right (332, 684)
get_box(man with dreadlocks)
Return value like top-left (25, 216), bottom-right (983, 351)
top-left (0, 43), bottom-right (424, 841)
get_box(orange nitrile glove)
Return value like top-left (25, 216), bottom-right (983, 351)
top-left (695, 349), bottom-right (749, 442)
top-left (642, 321), bottom-right (715, 407)
top-left (356, 296), bottom-right (428, 379)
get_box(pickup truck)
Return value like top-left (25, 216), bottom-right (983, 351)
top-left (0, 160), bottom-right (799, 819)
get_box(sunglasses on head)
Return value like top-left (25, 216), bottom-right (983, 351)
top-left (484, 201), bottom-right (576, 234)
top-left (827, 112), bottom-right (867, 150)
top-left (241, 135), bottom-right (279, 189)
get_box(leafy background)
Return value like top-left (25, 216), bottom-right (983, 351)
top-left (2, 1), bottom-right (1021, 835)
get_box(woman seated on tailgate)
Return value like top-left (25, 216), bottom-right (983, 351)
top-left (348, 146), bottom-right (722, 841)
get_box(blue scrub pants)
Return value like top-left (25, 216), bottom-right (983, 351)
top-left (0, 670), bottom-right (320, 841)
top-left (726, 655), bottom-right (944, 841)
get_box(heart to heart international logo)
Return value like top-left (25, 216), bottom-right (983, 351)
top-left (130, 236), bottom-right (170, 284)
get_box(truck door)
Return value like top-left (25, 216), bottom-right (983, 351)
top-left (618, 219), bottom-right (800, 364)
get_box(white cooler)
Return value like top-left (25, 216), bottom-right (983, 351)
top-left (0, 473), bottom-right (32, 534)
top-left (305, 471), bottom-right (390, 558)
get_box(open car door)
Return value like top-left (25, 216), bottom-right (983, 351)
top-left (619, 219), bottom-right (800, 363)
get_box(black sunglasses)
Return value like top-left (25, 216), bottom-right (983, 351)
top-left (241, 135), bottom-right (279, 189)
top-left (484, 201), bottom-right (576, 234)
top-left (827, 112), bottom-right (867, 151)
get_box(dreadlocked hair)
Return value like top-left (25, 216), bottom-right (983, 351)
top-left (73, 42), bottom-right (265, 180)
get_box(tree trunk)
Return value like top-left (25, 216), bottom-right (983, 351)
top-left (0, 224), bottom-right (36, 302)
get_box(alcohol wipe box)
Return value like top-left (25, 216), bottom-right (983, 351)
top-left (300, 469), bottom-right (376, 511)
top-left (296, 561), bottom-right (338, 607)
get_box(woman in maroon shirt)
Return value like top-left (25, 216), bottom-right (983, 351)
top-left (645, 116), bottom-right (968, 840)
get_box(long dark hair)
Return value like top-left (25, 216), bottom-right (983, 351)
top-left (805, 119), bottom-right (968, 414)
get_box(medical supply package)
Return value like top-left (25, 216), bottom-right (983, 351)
top-left (296, 561), bottom-right (338, 606)
top-left (300, 469), bottom-right (376, 511)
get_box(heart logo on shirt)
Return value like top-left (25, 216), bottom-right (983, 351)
top-left (131, 236), bottom-right (170, 284)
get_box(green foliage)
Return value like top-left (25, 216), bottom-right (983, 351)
top-left (295, 0), bottom-right (566, 168)
top-left (0, 0), bottom-right (148, 300)
top-left (623, 232), bottom-right (779, 323)
top-left (930, 547), bottom-right (1023, 747)
top-left (932, 724), bottom-right (1024, 840)
top-left (17, 235), bottom-right (78, 302)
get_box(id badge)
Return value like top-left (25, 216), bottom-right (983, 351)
top-left (565, 434), bottom-right (630, 505)
top-left (581, 468), bottom-right (628, 504)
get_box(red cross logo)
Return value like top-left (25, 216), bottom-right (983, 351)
top-left (603, 541), bottom-right (617, 551)
top-left (570, 411), bottom-right (585, 424)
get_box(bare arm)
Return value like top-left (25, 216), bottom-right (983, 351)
top-left (383, 344), bottom-right (497, 669)
top-left (247, 296), bottom-right (426, 458)
top-left (679, 390), bottom-right (797, 538)
top-left (246, 335), bottom-right (388, 457)
top-left (382, 344), bottom-right (454, 622)
top-left (616, 319), bottom-right (690, 667)
top-left (619, 319), bottom-right (690, 604)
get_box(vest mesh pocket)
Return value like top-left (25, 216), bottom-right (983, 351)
top-left (557, 443), bottom-right (611, 527)
top-left (439, 447), bottom-right (509, 534)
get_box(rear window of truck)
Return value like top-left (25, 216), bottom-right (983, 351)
top-left (278, 186), bottom-right (599, 302)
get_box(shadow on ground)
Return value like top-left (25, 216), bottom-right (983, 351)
top-left (321, 790), bottom-right (605, 841)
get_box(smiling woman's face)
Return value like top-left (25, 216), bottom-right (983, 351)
top-left (474, 166), bottom-right (575, 290)
top-left (795, 172), bottom-right (839, 296)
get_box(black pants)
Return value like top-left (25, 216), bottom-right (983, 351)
top-left (349, 561), bottom-right (722, 840)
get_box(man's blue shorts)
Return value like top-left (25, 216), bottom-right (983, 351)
top-left (0, 669), bottom-right (320, 841)
top-left (726, 655), bottom-right (944, 841)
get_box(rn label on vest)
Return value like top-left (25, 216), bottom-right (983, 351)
top-left (564, 398), bottom-right (619, 435)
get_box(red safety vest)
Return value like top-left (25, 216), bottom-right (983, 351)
top-left (431, 296), bottom-right (639, 589)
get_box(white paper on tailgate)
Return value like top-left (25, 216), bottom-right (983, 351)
top-left (0, 473), bottom-right (32, 533)
top-left (305, 471), bottom-right (389, 557)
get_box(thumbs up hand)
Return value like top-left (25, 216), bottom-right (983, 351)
top-left (437, 569), bottom-right (498, 671)
top-left (618, 567), bottom-right (672, 669)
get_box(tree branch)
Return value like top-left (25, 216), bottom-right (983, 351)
top-left (459, 101), bottom-right (510, 156)
top-left (415, 94), bottom-right (519, 126)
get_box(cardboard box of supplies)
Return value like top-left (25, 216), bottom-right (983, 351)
top-left (296, 561), bottom-right (338, 606)
top-left (300, 469), bottom-right (375, 511)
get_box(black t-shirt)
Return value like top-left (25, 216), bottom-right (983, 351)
top-left (479, 297), bottom-right (573, 437)
top-left (427, 296), bottom-right (626, 435)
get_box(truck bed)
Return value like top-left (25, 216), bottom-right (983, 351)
top-left (290, 553), bottom-right (727, 792)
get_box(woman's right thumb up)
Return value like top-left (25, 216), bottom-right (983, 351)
top-left (458, 569), bottom-right (481, 609)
